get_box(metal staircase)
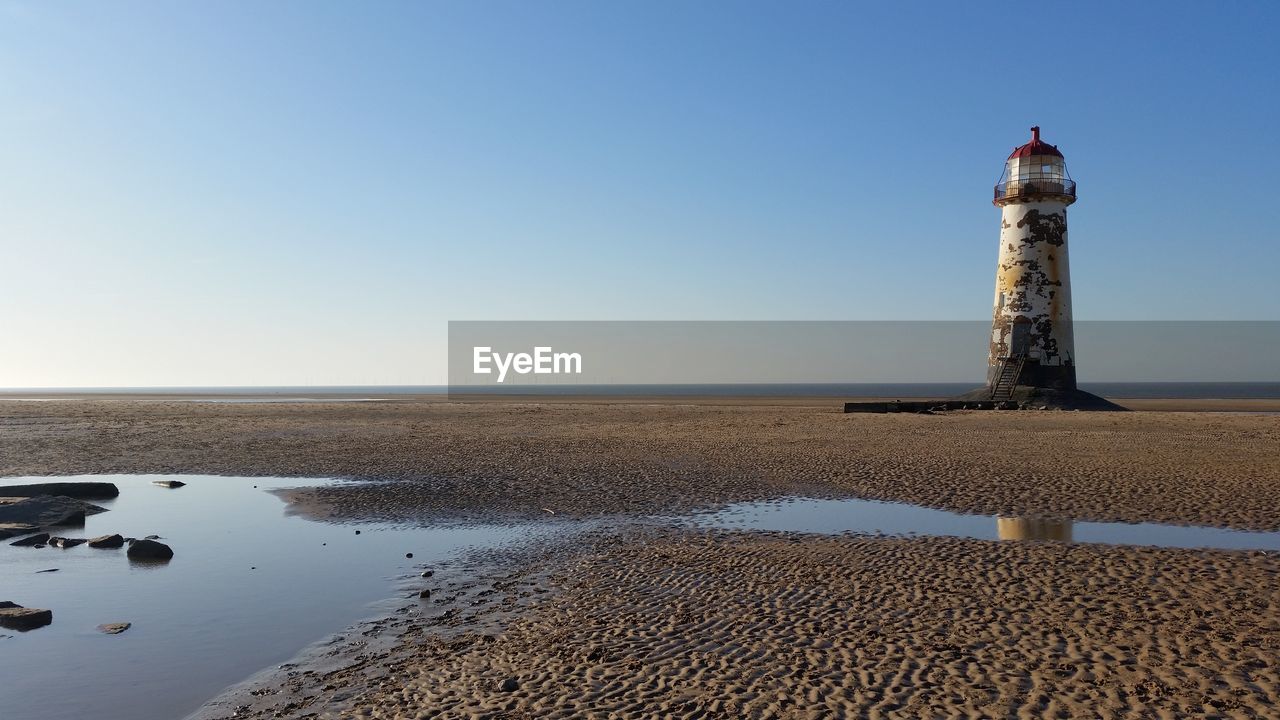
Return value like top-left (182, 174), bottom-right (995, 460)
top-left (990, 355), bottom-right (1026, 402)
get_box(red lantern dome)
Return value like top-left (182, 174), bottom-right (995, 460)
top-left (1007, 126), bottom-right (1064, 160)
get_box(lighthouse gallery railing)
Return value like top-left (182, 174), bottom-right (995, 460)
top-left (993, 178), bottom-right (1076, 202)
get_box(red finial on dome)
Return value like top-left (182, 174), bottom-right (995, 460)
top-left (1008, 125), bottom-right (1063, 159)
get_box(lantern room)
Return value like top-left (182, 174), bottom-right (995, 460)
top-left (993, 127), bottom-right (1076, 205)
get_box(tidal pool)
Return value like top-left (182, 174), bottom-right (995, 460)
top-left (694, 496), bottom-right (1280, 551)
top-left (0, 475), bottom-right (559, 720)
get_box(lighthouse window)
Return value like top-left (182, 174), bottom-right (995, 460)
top-left (1041, 164), bottom-right (1052, 174)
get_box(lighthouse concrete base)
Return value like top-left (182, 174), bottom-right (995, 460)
top-left (842, 388), bottom-right (1127, 413)
top-left (951, 385), bottom-right (1128, 411)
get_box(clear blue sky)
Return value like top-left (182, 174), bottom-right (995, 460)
top-left (2, 1), bottom-right (1276, 386)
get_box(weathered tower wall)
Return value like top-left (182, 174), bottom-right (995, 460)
top-left (988, 198), bottom-right (1076, 389)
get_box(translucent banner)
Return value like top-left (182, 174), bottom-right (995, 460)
top-left (447, 321), bottom-right (1280, 394)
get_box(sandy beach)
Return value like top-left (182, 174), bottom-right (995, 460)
top-left (3, 397), bottom-right (1279, 528)
top-left (3, 397), bottom-right (1279, 718)
top-left (228, 529), bottom-right (1279, 719)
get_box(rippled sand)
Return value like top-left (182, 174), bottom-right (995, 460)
top-left (4, 398), bottom-right (1280, 718)
top-left (211, 529), bottom-right (1280, 719)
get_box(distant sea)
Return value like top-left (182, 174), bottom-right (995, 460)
top-left (3, 383), bottom-right (1280, 399)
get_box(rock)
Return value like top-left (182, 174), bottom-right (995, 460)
top-left (421, 570), bottom-right (434, 578)
top-left (151, 480), bottom-right (186, 489)
top-left (0, 606), bottom-right (53, 631)
top-left (88, 534), bottom-right (125, 549)
top-left (0, 496), bottom-right (106, 527)
top-left (498, 677), bottom-right (519, 692)
top-left (0, 601), bottom-right (19, 608)
top-left (35, 568), bottom-right (58, 573)
top-left (143, 535), bottom-right (161, 540)
top-left (10, 532), bottom-right (50, 547)
top-left (419, 589), bottom-right (431, 599)
top-left (0, 482), bottom-right (119, 499)
top-left (48, 537), bottom-right (87, 549)
top-left (0, 523), bottom-right (39, 540)
top-left (97, 622), bottom-right (131, 634)
top-left (126, 538), bottom-right (174, 561)
top-left (406, 552), bottom-right (413, 558)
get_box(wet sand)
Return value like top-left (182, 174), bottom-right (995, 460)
top-left (3, 398), bottom-right (1280, 718)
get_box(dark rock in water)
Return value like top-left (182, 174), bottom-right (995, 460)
top-left (0, 601), bottom-right (19, 609)
top-left (88, 534), bottom-right (125, 548)
top-left (0, 496), bottom-right (105, 527)
top-left (48, 537), bottom-right (87, 549)
top-left (0, 523), bottom-right (40, 540)
top-left (35, 568), bottom-right (58, 573)
top-left (97, 622), bottom-right (131, 634)
top-left (421, 570), bottom-right (434, 578)
top-left (126, 538), bottom-right (174, 561)
top-left (0, 482), bottom-right (119, 500)
top-left (354, 530), bottom-right (361, 535)
top-left (406, 552), bottom-right (413, 558)
top-left (498, 677), bottom-right (519, 692)
top-left (151, 480), bottom-right (186, 489)
top-left (143, 535), bottom-right (161, 540)
top-left (10, 532), bottom-right (50, 547)
top-left (0, 606), bottom-right (53, 631)
top-left (419, 588), bottom-right (431, 599)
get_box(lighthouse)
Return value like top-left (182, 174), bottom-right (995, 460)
top-left (847, 127), bottom-right (1125, 412)
top-left (986, 127), bottom-right (1078, 401)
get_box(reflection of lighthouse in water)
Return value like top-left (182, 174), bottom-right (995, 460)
top-left (997, 516), bottom-right (1073, 542)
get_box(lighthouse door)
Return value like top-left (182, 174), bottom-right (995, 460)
top-left (1010, 321), bottom-right (1032, 357)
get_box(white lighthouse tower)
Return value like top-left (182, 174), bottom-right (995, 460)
top-left (986, 127), bottom-right (1078, 400)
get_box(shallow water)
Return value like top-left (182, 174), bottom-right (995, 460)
top-left (696, 497), bottom-right (1280, 551)
top-left (0, 475), bottom-right (557, 720)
